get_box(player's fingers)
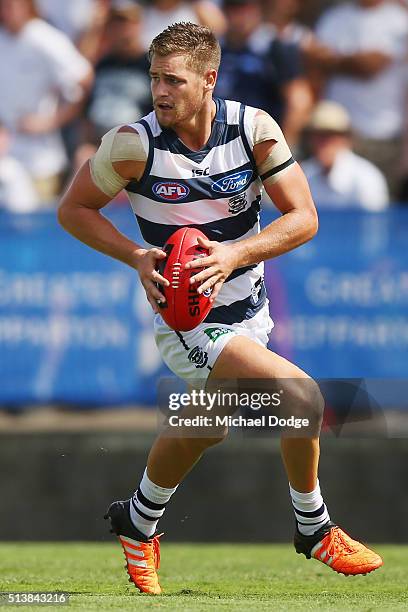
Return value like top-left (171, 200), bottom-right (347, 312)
top-left (150, 248), bottom-right (167, 259)
top-left (197, 273), bottom-right (222, 295)
top-left (209, 280), bottom-right (224, 303)
top-left (189, 266), bottom-right (217, 285)
top-left (151, 269), bottom-right (170, 286)
top-left (145, 280), bottom-right (166, 303)
top-left (185, 255), bottom-right (214, 269)
top-left (146, 294), bottom-right (160, 314)
top-left (197, 236), bottom-right (215, 249)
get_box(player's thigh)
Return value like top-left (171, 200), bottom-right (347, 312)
top-left (209, 335), bottom-right (309, 380)
top-left (208, 335), bottom-right (324, 423)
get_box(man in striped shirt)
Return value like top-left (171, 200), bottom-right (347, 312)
top-left (59, 21), bottom-right (382, 595)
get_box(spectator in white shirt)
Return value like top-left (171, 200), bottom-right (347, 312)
top-left (302, 101), bottom-right (389, 211)
top-left (35, 0), bottom-right (98, 42)
top-left (0, 0), bottom-right (93, 205)
top-left (0, 122), bottom-right (38, 213)
top-left (312, 0), bottom-right (408, 198)
top-left (36, 0), bottom-right (111, 65)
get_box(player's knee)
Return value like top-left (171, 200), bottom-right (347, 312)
top-left (174, 427), bottom-right (228, 455)
top-left (210, 425), bottom-right (229, 446)
top-left (284, 378), bottom-right (324, 429)
top-left (307, 381), bottom-right (325, 426)
top-left (196, 427), bottom-right (229, 451)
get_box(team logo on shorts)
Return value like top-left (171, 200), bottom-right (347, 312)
top-left (204, 327), bottom-right (233, 343)
top-left (228, 193), bottom-right (248, 215)
top-left (188, 346), bottom-right (208, 368)
top-left (211, 170), bottom-right (253, 195)
top-left (251, 283), bottom-right (262, 303)
top-left (153, 181), bottom-right (190, 201)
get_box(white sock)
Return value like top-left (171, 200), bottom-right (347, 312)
top-left (290, 480), bottom-right (330, 536)
top-left (129, 468), bottom-right (178, 538)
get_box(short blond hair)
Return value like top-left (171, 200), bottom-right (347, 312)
top-left (149, 22), bottom-right (221, 74)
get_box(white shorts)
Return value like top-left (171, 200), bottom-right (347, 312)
top-left (154, 303), bottom-right (274, 383)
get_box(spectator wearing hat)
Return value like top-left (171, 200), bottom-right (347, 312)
top-left (216, 0), bottom-right (313, 148)
top-left (312, 0), bottom-right (408, 198)
top-left (0, 0), bottom-right (93, 205)
top-left (301, 101), bottom-right (389, 211)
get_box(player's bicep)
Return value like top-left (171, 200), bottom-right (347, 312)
top-left (89, 125), bottom-right (147, 199)
top-left (60, 160), bottom-right (113, 213)
top-left (89, 127), bottom-right (132, 199)
top-left (253, 111), bottom-right (295, 184)
top-left (264, 162), bottom-right (317, 218)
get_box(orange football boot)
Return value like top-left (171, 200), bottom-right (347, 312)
top-left (105, 500), bottom-right (163, 594)
top-left (295, 521), bottom-right (383, 576)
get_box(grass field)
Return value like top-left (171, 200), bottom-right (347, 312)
top-left (0, 543), bottom-right (407, 611)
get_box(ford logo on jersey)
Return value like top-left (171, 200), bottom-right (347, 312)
top-left (211, 170), bottom-right (253, 195)
top-left (153, 182), bottom-right (190, 201)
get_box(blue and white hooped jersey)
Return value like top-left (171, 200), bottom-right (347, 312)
top-left (126, 98), bottom-right (266, 326)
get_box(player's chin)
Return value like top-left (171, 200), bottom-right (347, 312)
top-left (156, 107), bottom-right (176, 126)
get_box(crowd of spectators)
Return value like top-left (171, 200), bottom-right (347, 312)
top-left (1, 0), bottom-right (408, 212)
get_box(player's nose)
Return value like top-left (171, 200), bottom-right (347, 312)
top-left (153, 80), bottom-right (169, 98)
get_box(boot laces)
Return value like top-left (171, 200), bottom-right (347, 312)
top-left (327, 527), bottom-right (355, 557)
top-left (152, 533), bottom-right (163, 569)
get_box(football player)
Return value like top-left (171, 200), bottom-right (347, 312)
top-left (58, 22), bottom-right (382, 595)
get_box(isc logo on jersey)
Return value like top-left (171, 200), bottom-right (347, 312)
top-left (211, 170), bottom-right (252, 195)
top-left (153, 182), bottom-right (190, 201)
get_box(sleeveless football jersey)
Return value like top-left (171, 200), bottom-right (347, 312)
top-left (126, 98), bottom-right (266, 326)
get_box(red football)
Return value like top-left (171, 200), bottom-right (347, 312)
top-left (157, 227), bottom-right (213, 331)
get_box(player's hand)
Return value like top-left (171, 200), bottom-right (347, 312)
top-left (134, 248), bottom-right (170, 314)
top-left (185, 236), bottom-right (240, 303)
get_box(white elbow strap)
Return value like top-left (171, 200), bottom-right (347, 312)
top-left (89, 126), bottom-right (147, 198)
top-left (253, 112), bottom-right (295, 183)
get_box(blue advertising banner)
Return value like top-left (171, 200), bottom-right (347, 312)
top-left (0, 206), bottom-right (167, 405)
top-left (0, 206), bottom-right (406, 406)
top-left (265, 210), bottom-right (408, 379)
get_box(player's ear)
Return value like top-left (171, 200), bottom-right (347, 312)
top-left (204, 69), bottom-right (217, 93)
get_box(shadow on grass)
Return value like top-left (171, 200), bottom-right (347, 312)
top-left (166, 588), bottom-right (214, 597)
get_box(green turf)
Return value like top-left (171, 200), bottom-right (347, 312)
top-left (0, 543), bottom-right (406, 611)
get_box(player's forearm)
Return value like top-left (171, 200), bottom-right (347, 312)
top-left (58, 204), bottom-right (144, 268)
top-left (232, 209), bottom-right (318, 268)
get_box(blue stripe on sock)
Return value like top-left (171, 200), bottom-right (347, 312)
top-left (293, 503), bottom-right (326, 518)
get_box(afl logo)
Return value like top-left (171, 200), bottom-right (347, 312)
top-left (211, 170), bottom-right (253, 195)
top-left (153, 182), bottom-right (190, 201)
